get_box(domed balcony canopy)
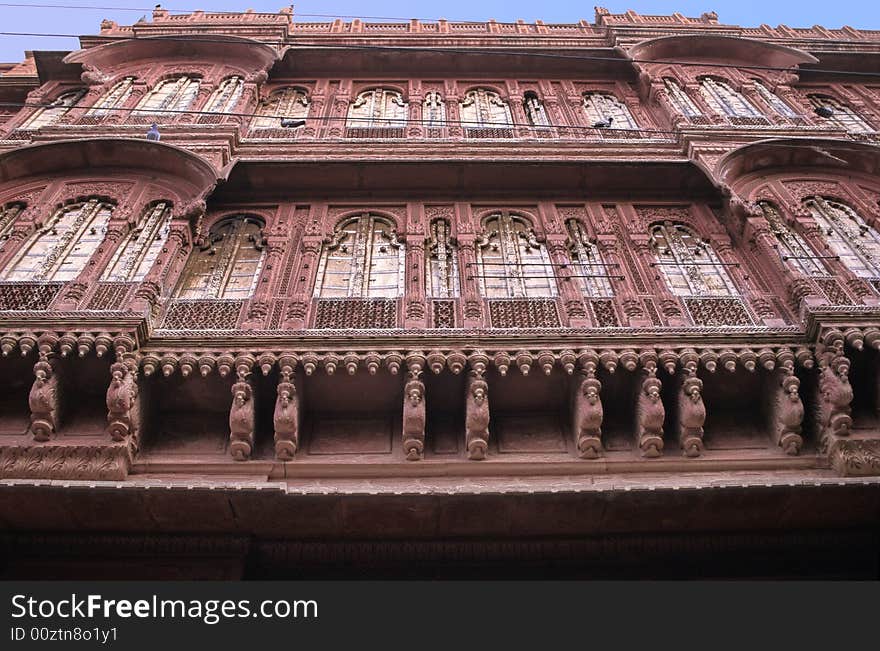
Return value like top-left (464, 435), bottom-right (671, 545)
top-left (717, 138), bottom-right (880, 188)
top-left (0, 137), bottom-right (222, 194)
top-left (626, 34), bottom-right (818, 69)
top-left (63, 35), bottom-right (279, 77)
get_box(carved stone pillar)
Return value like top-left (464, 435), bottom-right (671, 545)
top-left (633, 236), bottom-right (687, 326)
top-left (407, 93), bottom-right (424, 138)
top-left (131, 219), bottom-right (191, 316)
top-left (508, 94), bottom-right (531, 137)
top-left (404, 239), bottom-right (427, 328)
top-left (465, 370), bottom-right (489, 460)
top-left (544, 237), bottom-right (585, 326)
top-left (445, 93), bottom-right (462, 138)
top-left (283, 235), bottom-right (322, 329)
top-left (243, 237), bottom-right (283, 329)
top-left (684, 82), bottom-right (722, 123)
top-left (457, 234), bottom-right (483, 327)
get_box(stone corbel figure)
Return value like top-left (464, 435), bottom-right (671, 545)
top-left (273, 380), bottom-right (299, 461)
top-left (106, 361), bottom-right (139, 443)
top-left (29, 358), bottom-right (60, 442)
top-left (819, 355), bottom-right (853, 445)
top-left (465, 373), bottom-right (490, 460)
top-left (402, 378), bottom-right (426, 461)
top-left (678, 375), bottom-right (706, 457)
top-left (773, 373), bottom-right (804, 455)
top-left (573, 374), bottom-right (603, 459)
top-left (636, 375), bottom-right (664, 458)
top-left (229, 379), bottom-right (255, 461)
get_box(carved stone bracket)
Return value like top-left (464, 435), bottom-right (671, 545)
top-left (465, 371), bottom-right (489, 460)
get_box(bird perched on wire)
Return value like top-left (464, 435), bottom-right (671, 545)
top-left (280, 118), bottom-right (306, 128)
top-left (146, 123), bottom-right (161, 141)
top-left (592, 116), bottom-right (614, 129)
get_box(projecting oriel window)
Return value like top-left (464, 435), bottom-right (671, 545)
top-left (808, 94), bottom-right (874, 133)
top-left (650, 222), bottom-right (738, 297)
top-left (663, 78), bottom-right (702, 118)
top-left (476, 212), bottom-right (556, 298)
top-left (2, 198), bottom-right (112, 282)
top-left (102, 201), bottom-right (172, 282)
top-left (86, 77), bottom-right (135, 117)
top-left (426, 219), bottom-right (460, 298)
top-left (175, 216), bottom-right (265, 299)
top-left (698, 77), bottom-right (763, 119)
top-left (314, 214), bottom-right (405, 298)
top-left (347, 88), bottom-right (408, 128)
top-left (20, 89), bottom-right (85, 129)
top-left (203, 76), bottom-right (244, 114)
top-left (133, 76), bottom-right (200, 116)
top-left (806, 196), bottom-right (880, 279)
top-left (582, 92), bottom-right (638, 129)
top-left (566, 219), bottom-right (613, 297)
top-left (460, 89), bottom-right (513, 128)
top-left (758, 200), bottom-right (826, 276)
top-left (252, 87), bottom-right (310, 129)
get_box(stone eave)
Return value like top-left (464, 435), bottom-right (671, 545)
top-left (627, 34), bottom-right (818, 68)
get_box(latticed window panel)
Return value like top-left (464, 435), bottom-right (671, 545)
top-left (313, 298), bottom-right (399, 329)
top-left (753, 80), bottom-right (799, 119)
top-left (488, 299), bottom-right (561, 328)
top-left (160, 299), bottom-right (244, 330)
top-left (650, 222), bottom-right (739, 297)
top-left (102, 201), bottom-right (172, 282)
top-left (2, 199), bottom-right (113, 282)
top-left (523, 92), bottom-right (551, 127)
top-left (684, 298), bottom-right (753, 327)
top-left (759, 201), bottom-right (827, 276)
top-left (460, 88), bottom-right (513, 135)
top-left (476, 212), bottom-right (557, 299)
top-left (347, 88), bottom-right (408, 130)
top-left (816, 277), bottom-right (854, 305)
top-left (315, 214), bottom-right (404, 299)
top-left (809, 94), bottom-right (874, 133)
top-left (582, 92), bottom-right (639, 129)
top-left (203, 76), bottom-right (243, 115)
top-left (0, 282), bottom-right (62, 311)
top-left (566, 218), bottom-right (613, 297)
top-left (86, 77), bottom-right (134, 118)
top-left (589, 299), bottom-right (620, 327)
top-left (21, 89), bottom-right (85, 129)
top-left (175, 216), bottom-right (265, 300)
top-left (806, 196), bottom-right (880, 281)
top-left (663, 78), bottom-right (702, 119)
top-left (698, 77), bottom-right (764, 120)
top-left (132, 76), bottom-right (200, 118)
top-left (431, 300), bottom-right (456, 328)
top-left (84, 282), bottom-right (134, 311)
top-left (251, 87), bottom-right (310, 130)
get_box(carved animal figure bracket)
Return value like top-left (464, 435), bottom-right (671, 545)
top-left (273, 355), bottom-right (299, 460)
top-left (229, 375), bottom-right (255, 461)
top-left (769, 370), bottom-right (804, 455)
top-left (572, 368), bottom-right (603, 459)
top-left (678, 373), bottom-right (706, 457)
top-left (106, 359), bottom-right (141, 446)
top-left (29, 357), bottom-right (61, 442)
top-left (636, 373), bottom-right (664, 458)
top-left (465, 372), bottom-right (489, 460)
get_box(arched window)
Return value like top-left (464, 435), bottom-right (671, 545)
top-left (347, 88), bottom-right (407, 128)
top-left (203, 76), bottom-right (243, 114)
top-left (805, 196), bottom-right (880, 279)
top-left (758, 200), bottom-right (825, 276)
top-left (86, 77), bottom-right (134, 117)
top-left (476, 212), bottom-right (556, 298)
top-left (808, 95), bottom-right (874, 133)
top-left (133, 76), bottom-right (200, 116)
top-left (698, 77), bottom-right (763, 119)
top-left (252, 87), bottom-right (309, 129)
top-left (523, 91), bottom-right (551, 127)
top-left (0, 203), bottom-right (24, 240)
top-left (423, 91), bottom-right (446, 129)
top-left (566, 219), bottom-right (613, 297)
top-left (460, 89), bottom-right (513, 128)
top-left (582, 92), bottom-right (639, 129)
top-left (2, 198), bottom-right (113, 282)
top-left (20, 89), bottom-right (85, 129)
top-left (314, 214), bottom-right (404, 298)
top-left (753, 81), bottom-right (798, 119)
top-left (175, 216), bottom-right (265, 299)
top-left (102, 201), bottom-right (172, 282)
top-left (650, 222), bottom-right (738, 296)
top-left (426, 219), bottom-right (459, 298)
top-left (663, 78), bottom-right (702, 118)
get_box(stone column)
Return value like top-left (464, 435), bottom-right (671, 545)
top-left (457, 234), bottom-right (483, 327)
top-left (283, 235), bottom-right (322, 329)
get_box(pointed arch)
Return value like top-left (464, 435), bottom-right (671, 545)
top-left (2, 198), bottom-right (113, 281)
top-left (175, 215), bottom-right (265, 299)
top-left (20, 89), bottom-right (86, 130)
top-left (101, 200), bottom-right (172, 282)
top-left (523, 91), bottom-right (551, 127)
top-left (698, 77), bottom-right (763, 119)
top-left (460, 88), bottom-right (513, 136)
top-left (566, 218), bottom-right (613, 297)
top-left (757, 200), bottom-right (826, 276)
top-left (203, 76), bottom-right (244, 114)
top-left (86, 77), bottom-right (135, 117)
top-left (650, 222), bottom-right (738, 297)
top-left (347, 88), bottom-right (408, 129)
top-left (806, 196), bottom-right (880, 279)
top-left (314, 213), bottom-right (404, 298)
top-left (476, 211), bottom-right (556, 298)
top-left (662, 78), bottom-right (702, 119)
top-left (133, 75), bottom-right (200, 117)
top-left (582, 92), bottom-right (639, 129)
top-left (252, 87), bottom-right (310, 129)
top-left (809, 94), bottom-right (874, 133)
top-left (752, 80), bottom-right (798, 119)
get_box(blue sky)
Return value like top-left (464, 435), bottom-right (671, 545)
top-left (1, 1), bottom-right (878, 62)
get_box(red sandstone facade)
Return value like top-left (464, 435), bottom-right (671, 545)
top-left (0, 7), bottom-right (879, 577)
